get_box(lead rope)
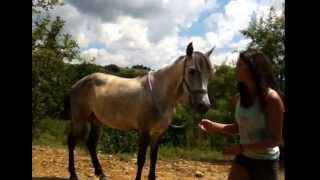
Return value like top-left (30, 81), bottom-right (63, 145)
top-left (193, 113), bottom-right (203, 179)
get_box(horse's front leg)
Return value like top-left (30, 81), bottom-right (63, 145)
top-left (135, 132), bottom-right (150, 180)
top-left (148, 134), bottom-right (164, 180)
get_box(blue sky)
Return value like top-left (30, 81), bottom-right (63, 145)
top-left (179, 0), bottom-right (229, 37)
top-left (53, 0), bottom-right (284, 69)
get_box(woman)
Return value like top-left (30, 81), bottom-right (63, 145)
top-left (199, 49), bottom-right (284, 180)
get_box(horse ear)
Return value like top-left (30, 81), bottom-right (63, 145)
top-left (186, 42), bottom-right (193, 57)
top-left (205, 46), bottom-right (215, 58)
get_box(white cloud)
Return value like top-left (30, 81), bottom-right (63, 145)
top-left (204, 0), bottom-right (256, 49)
top-left (212, 51), bottom-right (239, 67)
top-left (82, 48), bottom-right (128, 67)
top-left (51, 4), bottom-right (100, 48)
top-left (228, 38), bottom-right (252, 51)
top-left (204, 0), bottom-right (284, 50)
top-left (58, 0), bottom-right (216, 43)
top-left (178, 36), bottom-right (212, 53)
top-left (81, 35), bottom-right (181, 70)
top-left (50, 0), bottom-right (283, 69)
top-left (50, 0), bottom-right (219, 69)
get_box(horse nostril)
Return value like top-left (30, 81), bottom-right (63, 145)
top-left (204, 104), bottom-right (210, 112)
top-left (197, 103), bottom-right (209, 114)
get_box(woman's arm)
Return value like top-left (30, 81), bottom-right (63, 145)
top-left (199, 120), bottom-right (238, 136)
top-left (199, 95), bottom-right (240, 136)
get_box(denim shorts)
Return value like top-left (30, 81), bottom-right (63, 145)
top-left (234, 154), bottom-right (279, 180)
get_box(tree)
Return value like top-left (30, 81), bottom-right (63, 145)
top-left (104, 64), bottom-right (120, 73)
top-left (241, 6), bottom-right (285, 91)
top-left (132, 64), bottom-right (151, 71)
top-left (32, 2), bottom-right (81, 134)
top-left (208, 65), bottom-right (237, 105)
top-left (205, 65), bottom-right (238, 149)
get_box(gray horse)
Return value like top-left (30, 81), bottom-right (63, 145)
top-left (65, 42), bottom-right (215, 180)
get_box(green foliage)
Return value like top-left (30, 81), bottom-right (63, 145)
top-left (32, 118), bottom-right (233, 161)
top-left (157, 146), bottom-right (231, 161)
top-left (203, 65), bottom-right (238, 150)
top-left (99, 129), bottom-right (138, 154)
top-left (32, 118), bottom-right (67, 146)
top-left (209, 65), bottom-right (237, 104)
top-left (32, 15), bottom-right (79, 124)
top-left (241, 6), bottom-right (285, 90)
top-left (32, 3), bottom-right (82, 138)
top-left (164, 104), bottom-right (192, 147)
top-left (132, 64), bottom-right (151, 71)
top-left (104, 64), bottom-right (120, 73)
top-left (117, 67), bottom-right (149, 78)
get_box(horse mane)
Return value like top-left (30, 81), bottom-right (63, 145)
top-left (174, 55), bottom-right (186, 63)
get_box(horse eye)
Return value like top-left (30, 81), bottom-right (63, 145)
top-left (189, 69), bottom-right (196, 76)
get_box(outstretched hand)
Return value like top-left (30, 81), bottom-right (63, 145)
top-left (198, 119), bottom-right (214, 133)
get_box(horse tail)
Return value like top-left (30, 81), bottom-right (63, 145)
top-left (61, 94), bottom-right (71, 121)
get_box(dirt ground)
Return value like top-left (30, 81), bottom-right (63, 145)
top-left (32, 146), bottom-right (284, 180)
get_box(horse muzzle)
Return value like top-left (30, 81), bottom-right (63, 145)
top-left (193, 102), bottom-right (211, 114)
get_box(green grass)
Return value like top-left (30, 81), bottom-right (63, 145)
top-left (157, 146), bottom-right (233, 162)
top-left (32, 118), bottom-right (232, 162)
top-left (97, 147), bottom-right (232, 163)
top-left (32, 118), bottom-right (68, 147)
top-left (97, 146), bottom-right (232, 163)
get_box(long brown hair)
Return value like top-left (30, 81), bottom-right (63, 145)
top-left (237, 49), bottom-right (282, 110)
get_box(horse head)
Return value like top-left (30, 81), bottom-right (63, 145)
top-left (182, 42), bottom-right (215, 114)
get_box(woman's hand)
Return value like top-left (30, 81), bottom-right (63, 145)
top-left (223, 144), bottom-right (242, 155)
top-left (198, 119), bottom-right (225, 134)
top-left (198, 119), bottom-right (213, 133)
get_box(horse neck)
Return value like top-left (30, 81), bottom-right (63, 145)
top-left (151, 58), bottom-right (185, 109)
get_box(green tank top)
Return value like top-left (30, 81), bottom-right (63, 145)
top-left (235, 95), bottom-right (280, 160)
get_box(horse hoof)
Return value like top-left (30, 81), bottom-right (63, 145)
top-left (99, 174), bottom-right (108, 180)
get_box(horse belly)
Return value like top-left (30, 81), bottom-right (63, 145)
top-left (150, 110), bottom-right (174, 135)
top-left (94, 106), bottom-right (140, 131)
top-left (92, 77), bottom-right (148, 131)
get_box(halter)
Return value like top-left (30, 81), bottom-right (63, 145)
top-left (147, 56), bottom-right (208, 117)
top-left (181, 56), bottom-right (208, 96)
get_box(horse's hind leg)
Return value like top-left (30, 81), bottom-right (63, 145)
top-left (68, 131), bottom-right (78, 180)
top-left (86, 119), bottom-right (107, 180)
top-left (68, 105), bottom-right (92, 180)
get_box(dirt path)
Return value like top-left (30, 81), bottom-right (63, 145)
top-left (32, 146), bottom-right (283, 180)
